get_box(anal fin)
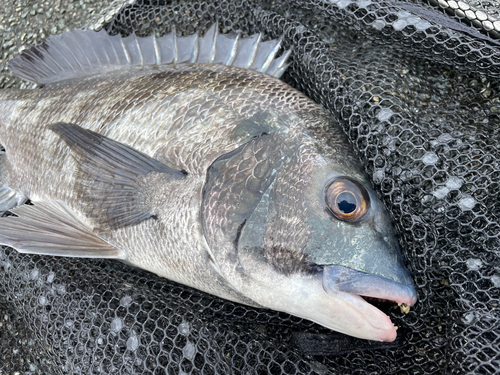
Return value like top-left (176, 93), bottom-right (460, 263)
top-left (0, 200), bottom-right (123, 258)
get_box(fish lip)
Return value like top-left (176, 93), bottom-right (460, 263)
top-left (322, 264), bottom-right (418, 309)
top-left (320, 265), bottom-right (417, 342)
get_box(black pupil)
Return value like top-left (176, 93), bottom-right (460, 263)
top-left (337, 192), bottom-right (356, 214)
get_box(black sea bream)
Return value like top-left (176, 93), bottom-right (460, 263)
top-left (0, 25), bottom-right (416, 341)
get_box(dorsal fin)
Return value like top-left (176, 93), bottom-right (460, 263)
top-left (9, 24), bottom-right (291, 85)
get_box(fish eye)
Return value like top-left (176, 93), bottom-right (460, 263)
top-left (325, 177), bottom-right (370, 222)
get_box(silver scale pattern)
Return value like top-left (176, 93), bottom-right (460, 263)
top-left (1, 0), bottom-right (499, 374)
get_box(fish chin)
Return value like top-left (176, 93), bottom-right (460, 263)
top-left (236, 252), bottom-right (407, 341)
top-left (319, 290), bottom-right (398, 342)
top-left (246, 269), bottom-right (399, 342)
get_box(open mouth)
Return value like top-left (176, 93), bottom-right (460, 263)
top-left (361, 296), bottom-right (393, 305)
top-left (361, 296), bottom-right (412, 315)
top-left (320, 264), bottom-right (417, 341)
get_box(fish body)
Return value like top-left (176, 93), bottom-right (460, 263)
top-left (0, 27), bottom-right (416, 341)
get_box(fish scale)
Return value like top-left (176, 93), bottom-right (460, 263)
top-left (0, 25), bottom-right (416, 342)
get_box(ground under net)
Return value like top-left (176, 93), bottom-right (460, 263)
top-left (1, 0), bottom-right (499, 374)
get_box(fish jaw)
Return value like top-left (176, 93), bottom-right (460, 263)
top-left (236, 253), bottom-right (416, 341)
top-left (318, 264), bottom-right (417, 341)
top-left (301, 286), bottom-right (400, 342)
top-left (245, 271), bottom-right (399, 342)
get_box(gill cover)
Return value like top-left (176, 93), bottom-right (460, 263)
top-left (202, 133), bottom-right (279, 253)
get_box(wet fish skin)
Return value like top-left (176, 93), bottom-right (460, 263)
top-left (0, 64), bottom-right (344, 297)
top-left (1, 64), bottom-right (313, 303)
top-left (0, 54), bottom-right (416, 341)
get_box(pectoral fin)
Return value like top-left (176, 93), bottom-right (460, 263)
top-left (0, 200), bottom-right (123, 258)
top-left (0, 186), bottom-right (27, 215)
top-left (50, 123), bottom-right (186, 230)
top-left (0, 152), bottom-right (27, 215)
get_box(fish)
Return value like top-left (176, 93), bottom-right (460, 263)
top-left (0, 24), bottom-right (417, 342)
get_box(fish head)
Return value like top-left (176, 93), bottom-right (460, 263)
top-left (203, 116), bottom-right (416, 342)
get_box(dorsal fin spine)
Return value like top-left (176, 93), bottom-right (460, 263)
top-left (190, 34), bottom-right (199, 63)
top-left (172, 27), bottom-right (178, 64)
top-left (9, 24), bottom-right (291, 85)
top-left (134, 34), bottom-right (144, 66)
top-left (209, 26), bottom-right (218, 63)
top-left (247, 34), bottom-right (262, 69)
top-left (153, 34), bottom-right (161, 65)
top-left (225, 33), bottom-right (239, 65)
top-left (269, 50), bottom-right (292, 77)
top-left (120, 37), bottom-right (131, 65)
top-left (108, 35), bottom-right (121, 65)
top-left (261, 36), bottom-right (283, 73)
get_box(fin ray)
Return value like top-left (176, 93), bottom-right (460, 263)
top-left (267, 50), bottom-right (292, 77)
top-left (137, 34), bottom-right (157, 65)
top-left (0, 153), bottom-right (28, 215)
top-left (177, 34), bottom-right (198, 63)
top-left (50, 123), bottom-right (185, 230)
top-left (251, 39), bottom-right (281, 72)
top-left (197, 23), bottom-right (218, 64)
top-left (231, 33), bottom-right (261, 69)
top-left (56, 35), bottom-right (84, 70)
top-left (10, 24), bottom-right (291, 85)
top-left (0, 200), bottom-right (123, 258)
top-left (156, 31), bottom-right (176, 64)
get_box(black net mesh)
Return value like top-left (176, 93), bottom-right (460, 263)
top-left (1, 0), bottom-right (500, 374)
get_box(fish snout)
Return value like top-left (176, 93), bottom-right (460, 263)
top-left (322, 264), bottom-right (417, 306)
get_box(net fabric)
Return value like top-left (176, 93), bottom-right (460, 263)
top-left (1, 0), bottom-right (500, 374)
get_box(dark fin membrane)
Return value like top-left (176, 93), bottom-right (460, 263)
top-left (50, 123), bottom-right (185, 230)
top-left (0, 200), bottom-right (123, 258)
top-left (9, 24), bottom-right (291, 85)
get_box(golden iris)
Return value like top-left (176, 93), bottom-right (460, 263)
top-left (325, 177), bottom-right (370, 222)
